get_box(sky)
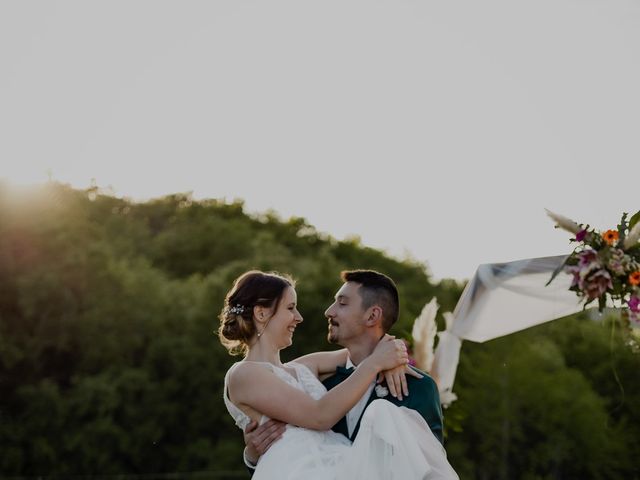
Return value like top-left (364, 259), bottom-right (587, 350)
top-left (1, 0), bottom-right (639, 281)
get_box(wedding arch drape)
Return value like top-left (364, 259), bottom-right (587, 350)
top-left (431, 255), bottom-right (585, 404)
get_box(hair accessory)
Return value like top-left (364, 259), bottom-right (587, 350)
top-left (228, 304), bottom-right (245, 315)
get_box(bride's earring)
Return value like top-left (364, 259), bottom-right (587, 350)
top-left (256, 312), bottom-right (272, 338)
top-left (256, 312), bottom-right (266, 338)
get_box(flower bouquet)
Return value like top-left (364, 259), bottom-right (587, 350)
top-left (546, 209), bottom-right (640, 331)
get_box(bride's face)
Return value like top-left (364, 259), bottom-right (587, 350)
top-left (261, 286), bottom-right (303, 349)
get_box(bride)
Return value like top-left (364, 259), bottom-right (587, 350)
top-left (220, 270), bottom-right (458, 480)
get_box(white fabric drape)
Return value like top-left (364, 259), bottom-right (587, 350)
top-left (432, 255), bottom-right (585, 402)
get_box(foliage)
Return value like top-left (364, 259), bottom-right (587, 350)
top-left (1, 183), bottom-right (638, 478)
top-left (446, 314), bottom-right (640, 479)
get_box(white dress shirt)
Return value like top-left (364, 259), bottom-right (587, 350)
top-left (344, 357), bottom-right (376, 438)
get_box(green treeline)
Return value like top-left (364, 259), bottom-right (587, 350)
top-left (0, 183), bottom-right (638, 479)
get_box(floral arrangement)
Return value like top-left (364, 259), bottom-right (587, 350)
top-left (546, 209), bottom-right (640, 329)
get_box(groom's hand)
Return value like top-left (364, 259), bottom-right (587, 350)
top-left (243, 419), bottom-right (286, 464)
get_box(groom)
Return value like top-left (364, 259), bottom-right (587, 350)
top-left (243, 269), bottom-right (444, 468)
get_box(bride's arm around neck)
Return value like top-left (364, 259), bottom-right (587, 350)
top-left (227, 357), bottom-right (379, 431)
top-left (292, 349), bottom-right (349, 378)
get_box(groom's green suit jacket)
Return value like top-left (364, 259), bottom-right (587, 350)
top-left (321, 365), bottom-right (444, 444)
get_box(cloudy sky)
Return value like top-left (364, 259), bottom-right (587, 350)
top-left (2, 0), bottom-right (639, 280)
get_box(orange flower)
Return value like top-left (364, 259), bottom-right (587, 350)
top-left (629, 271), bottom-right (640, 286)
top-left (603, 229), bottom-right (619, 245)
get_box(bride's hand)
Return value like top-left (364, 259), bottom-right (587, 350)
top-left (377, 364), bottom-right (423, 401)
top-left (369, 334), bottom-right (409, 372)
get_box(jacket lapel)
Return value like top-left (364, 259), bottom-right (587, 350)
top-left (349, 386), bottom-right (380, 441)
top-left (322, 368), bottom-right (353, 438)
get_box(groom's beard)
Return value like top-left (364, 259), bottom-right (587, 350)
top-left (327, 321), bottom-right (339, 344)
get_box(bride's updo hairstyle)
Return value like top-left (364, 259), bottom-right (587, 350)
top-left (218, 270), bottom-right (295, 355)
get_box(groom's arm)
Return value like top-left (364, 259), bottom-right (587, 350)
top-left (408, 373), bottom-right (444, 444)
top-left (242, 419), bottom-right (287, 474)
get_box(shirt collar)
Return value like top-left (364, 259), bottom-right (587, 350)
top-left (345, 357), bottom-right (355, 369)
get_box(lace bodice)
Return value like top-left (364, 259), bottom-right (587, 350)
top-left (223, 361), bottom-right (328, 431)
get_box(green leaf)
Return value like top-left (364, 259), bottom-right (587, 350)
top-left (629, 210), bottom-right (640, 230)
top-left (546, 256), bottom-right (570, 286)
top-left (598, 295), bottom-right (607, 312)
top-left (626, 243), bottom-right (640, 261)
top-left (618, 212), bottom-right (628, 243)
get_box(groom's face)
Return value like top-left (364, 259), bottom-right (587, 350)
top-left (325, 282), bottom-right (368, 346)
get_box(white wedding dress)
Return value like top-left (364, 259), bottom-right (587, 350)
top-left (223, 361), bottom-right (459, 480)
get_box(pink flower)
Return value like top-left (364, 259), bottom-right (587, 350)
top-left (575, 229), bottom-right (588, 242)
top-left (565, 265), bottom-right (582, 288)
top-left (577, 249), bottom-right (598, 268)
top-left (608, 260), bottom-right (625, 276)
top-left (628, 296), bottom-right (640, 313)
top-left (565, 250), bottom-right (601, 288)
top-left (607, 248), bottom-right (627, 275)
top-left (582, 269), bottom-right (613, 300)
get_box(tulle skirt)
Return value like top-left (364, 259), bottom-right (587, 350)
top-left (253, 400), bottom-right (458, 480)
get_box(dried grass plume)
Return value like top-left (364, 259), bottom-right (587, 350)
top-left (411, 297), bottom-right (439, 372)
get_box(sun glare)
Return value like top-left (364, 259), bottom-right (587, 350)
top-left (0, 179), bottom-right (67, 215)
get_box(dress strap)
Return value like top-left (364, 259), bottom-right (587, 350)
top-left (223, 363), bottom-right (252, 431)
